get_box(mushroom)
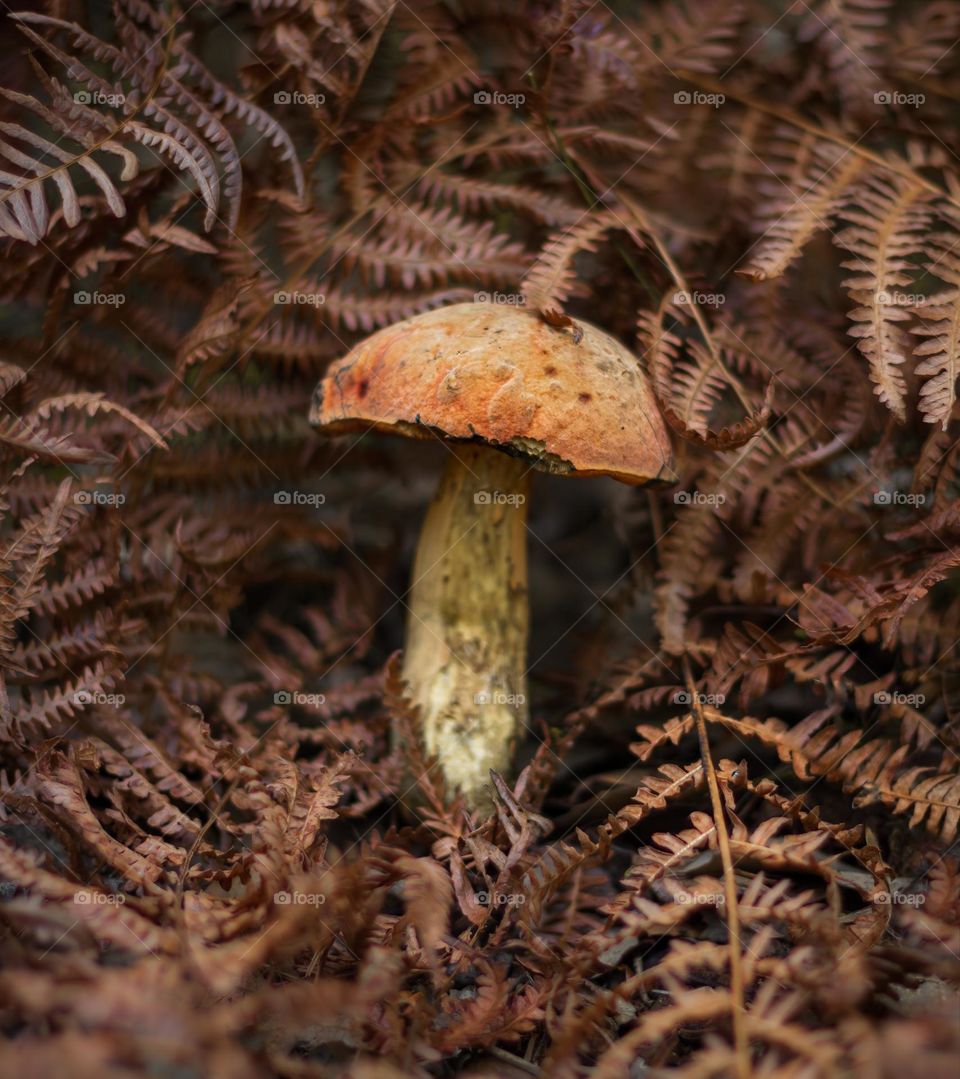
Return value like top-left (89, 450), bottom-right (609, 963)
top-left (310, 302), bottom-right (675, 808)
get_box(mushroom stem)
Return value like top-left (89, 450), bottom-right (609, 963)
top-left (401, 442), bottom-right (530, 808)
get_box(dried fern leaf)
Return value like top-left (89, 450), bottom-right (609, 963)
top-left (837, 172), bottom-right (935, 420)
top-left (521, 213), bottom-right (615, 318)
top-left (911, 237), bottom-right (960, 429)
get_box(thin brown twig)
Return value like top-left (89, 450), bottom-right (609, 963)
top-left (684, 656), bottom-right (750, 1079)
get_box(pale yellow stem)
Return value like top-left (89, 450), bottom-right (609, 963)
top-left (401, 443), bottom-right (529, 808)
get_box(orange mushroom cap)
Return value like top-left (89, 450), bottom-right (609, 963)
top-left (310, 302), bottom-right (676, 485)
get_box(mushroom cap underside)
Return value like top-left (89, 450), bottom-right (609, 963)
top-left (310, 302), bottom-right (676, 485)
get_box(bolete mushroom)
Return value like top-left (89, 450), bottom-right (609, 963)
top-left (310, 302), bottom-right (675, 808)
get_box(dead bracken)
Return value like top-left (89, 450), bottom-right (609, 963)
top-left (0, 2), bottom-right (958, 1077)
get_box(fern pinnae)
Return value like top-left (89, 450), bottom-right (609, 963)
top-left (739, 134), bottom-right (867, 282)
top-left (0, 91), bottom-right (130, 234)
top-left (837, 172), bottom-right (935, 420)
top-left (119, 0), bottom-right (304, 202)
top-left (131, 108), bottom-right (221, 230)
top-left (911, 237), bottom-right (960, 429)
top-left (520, 211), bottom-right (615, 317)
top-left (3, 8), bottom-right (299, 241)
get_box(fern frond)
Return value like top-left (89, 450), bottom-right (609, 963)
top-left (415, 173), bottom-right (580, 225)
top-left (9, 660), bottom-right (120, 742)
top-left (638, 0), bottom-right (745, 75)
top-left (0, 89), bottom-right (131, 241)
top-left (912, 236), bottom-right (960, 429)
top-left (30, 392), bottom-right (166, 448)
top-left (694, 707), bottom-right (960, 844)
top-left (521, 213), bottom-right (614, 317)
top-left (3, 8), bottom-right (302, 243)
top-left (7, 478), bottom-right (78, 631)
top-left (642, 301), bottom-right (739, 439)
top-left (799, 0), bottom-right (891, 108)
top-left (319, 284), bottom-right (475, 332)
top-left (837, 172), bottom-right (935, 420)
top-left (738, 133), bottom-right (867, 282)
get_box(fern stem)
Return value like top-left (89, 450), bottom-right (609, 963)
top-left (685, 657), bottom-right (750, 1079)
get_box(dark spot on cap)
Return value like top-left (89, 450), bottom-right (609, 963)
top-left (544, 365), bottom-right (557, 376)
top-left (358, 379), bottom-right (369, 399)
top-left (578, 392), bottom-right (592, 403)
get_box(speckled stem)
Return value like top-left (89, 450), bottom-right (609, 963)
top-left (400, 443), bottom-right (529, 809)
